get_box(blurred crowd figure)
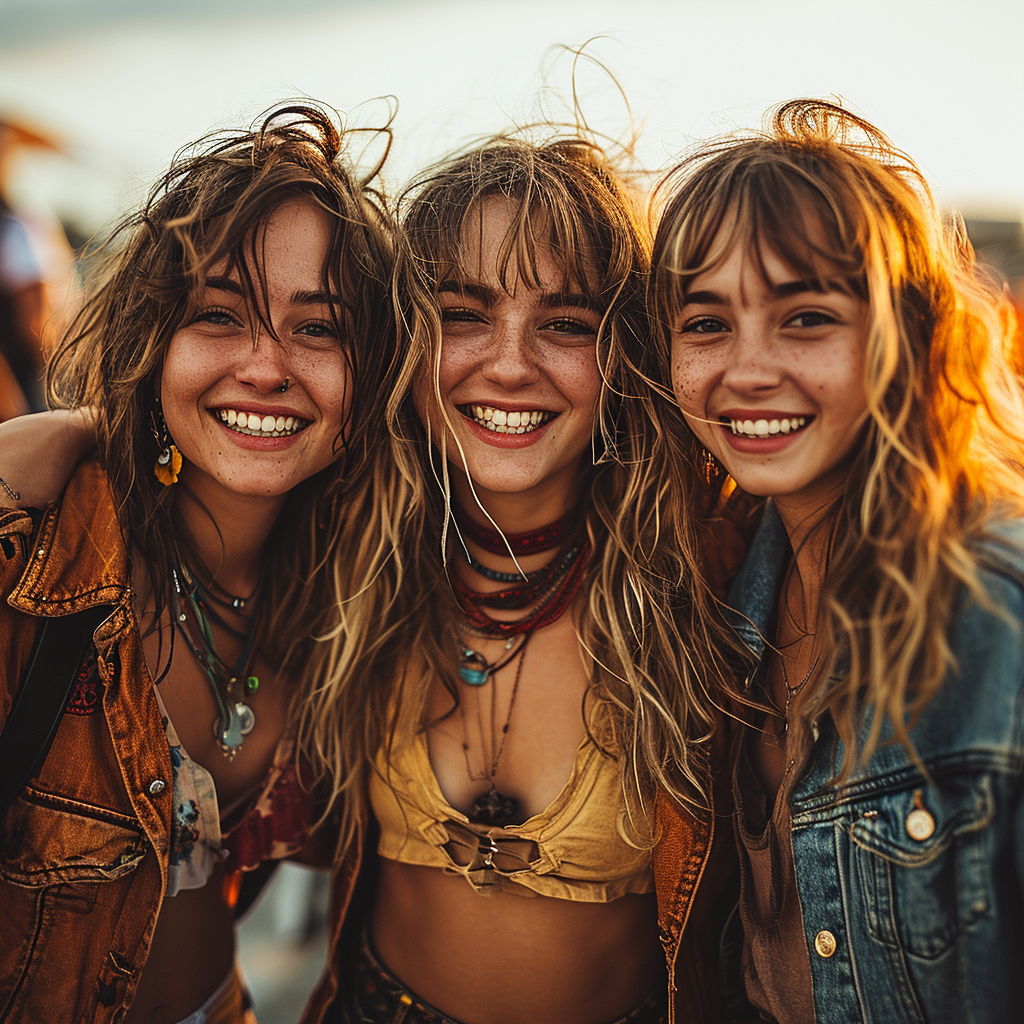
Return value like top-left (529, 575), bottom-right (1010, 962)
top-left (0, 118), bottom-right (79, 420)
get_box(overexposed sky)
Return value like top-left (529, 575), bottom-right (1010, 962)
top-left (1, 0), bottom-right (1022, 232)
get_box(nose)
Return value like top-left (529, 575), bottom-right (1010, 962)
top-left (480, 319), bottom-right (541, 389)
top-left (235, 329), bottom-right (291, 394)
top-left (719, 323), bottom-right (784, 394)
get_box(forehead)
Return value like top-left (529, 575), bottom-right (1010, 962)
top-left (444, 195), bottom-right (598, 294)
top-left (679, 201), bottom-right (851, 298)
top-left (205, 198), bottom-right (331, 291)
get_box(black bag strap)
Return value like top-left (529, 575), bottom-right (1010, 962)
top-left (0, 604), bottom-right (112, 814)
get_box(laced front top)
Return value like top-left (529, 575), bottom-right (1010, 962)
top-left (368, 717), bottom-right (654, 902)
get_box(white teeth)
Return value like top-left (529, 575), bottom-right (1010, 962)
top-left (728, 416), bottom-right (807, 437)
top-left (217, 408), bottom-right (307, 438)
top-left (460, 404), bottom-right (552, 435)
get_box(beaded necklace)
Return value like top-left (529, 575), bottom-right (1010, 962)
top-left (452, 506), bottom-right (589, 641)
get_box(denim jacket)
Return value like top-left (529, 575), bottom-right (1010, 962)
top-left (727, 503), bottom-right (1024, 1024)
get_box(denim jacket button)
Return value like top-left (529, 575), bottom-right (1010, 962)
top-left (906, 807), bottom-right (935, 841)
top-left (148, 779), bottom-right (166, 796)
top-left (814, 930), bottom-right (837, 958)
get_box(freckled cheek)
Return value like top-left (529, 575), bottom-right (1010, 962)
top-left (549, 350), bottom-right (600, 413)
top-left (292, 348), bottom-right (352, 424)
top-left (670, 352), bottom-right (707, 412)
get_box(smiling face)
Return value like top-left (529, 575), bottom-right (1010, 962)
top-left (413, 197), bottom-right (604, 514)
top-left (670, 237), bottom-right (870, 517)
top-left (159, 199), bottom-right (350, 502)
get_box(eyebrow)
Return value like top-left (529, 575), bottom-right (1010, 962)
top-left (437, 280), bottom-right (603, 314)
top-left (683, 279), bottom-right (830, 306)
top-left (205, 277), bottom-right (340, 306)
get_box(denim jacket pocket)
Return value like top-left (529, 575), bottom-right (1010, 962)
top-left (848, 772), bottom-right (994, 960)
top-left (0, 787), bottom-right (146, 887)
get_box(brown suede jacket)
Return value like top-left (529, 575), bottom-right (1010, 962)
top-left (0, 462), bottom-right (339, 1024)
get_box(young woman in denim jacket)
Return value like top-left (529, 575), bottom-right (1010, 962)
top-left (642, 100), bottom-right (1024, 1023)
top-left (0, 106), bottom-right (403, 1024)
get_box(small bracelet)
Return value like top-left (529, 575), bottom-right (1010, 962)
top-left (0, 475), bottom-right (21, 502)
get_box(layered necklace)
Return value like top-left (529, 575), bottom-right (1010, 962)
top-left (170, 563), bottom-right (262, 760)
top-left (453, 506), bottom-right (589, 826)
top-left (452, 505), bottom-right (590, 643)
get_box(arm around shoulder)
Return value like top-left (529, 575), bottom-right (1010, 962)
top-left (0, 408), bottom-right (97, 508)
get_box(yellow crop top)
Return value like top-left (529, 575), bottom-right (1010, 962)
top-left (369, 726), bottom-right (654, 902)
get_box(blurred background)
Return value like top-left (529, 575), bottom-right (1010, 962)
top-left (1, 0), bottom-right (1022, 416)
top-left (1, 0), bottom-right (1021, 1016)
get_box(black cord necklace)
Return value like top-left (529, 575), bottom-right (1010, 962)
top-left (171, 565), bottom-right (261, 760)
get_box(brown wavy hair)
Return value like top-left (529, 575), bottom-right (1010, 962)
top-left (646, 99), bottom-right (1024, 770)
top-left (46, 103), bottom-right (401, 721)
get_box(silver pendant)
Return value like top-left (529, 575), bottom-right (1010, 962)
top-left (236, 701), bottom-right (255, 735)
top-left (214, 700), bottom-right (255, 759)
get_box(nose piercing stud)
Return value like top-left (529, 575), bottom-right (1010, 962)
top-left (279, 377), bottom-right (291, 393)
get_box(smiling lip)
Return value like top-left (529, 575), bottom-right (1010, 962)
top-left (457, 402), bottom-right (558, 449)
top-left (210, 406), bottom-right (312, 450)
top-left (717, 411), bottom-right (814, 454)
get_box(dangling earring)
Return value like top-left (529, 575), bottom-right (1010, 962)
top-left (151, 401), bottom-right (182, 486)
top-left (699, 445), bottom-right (720, 483)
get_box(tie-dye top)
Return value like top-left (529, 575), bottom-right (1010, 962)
top-left (155, 688), bottom-right (318, 896)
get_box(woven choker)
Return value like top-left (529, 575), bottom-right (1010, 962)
top-left (454, 504), bottom-right (581, 556)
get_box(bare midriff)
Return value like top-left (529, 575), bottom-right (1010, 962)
top-left (123, 861), bottom-right (235, 1024)
top-left (372, 860), bottom-right (663, 1024)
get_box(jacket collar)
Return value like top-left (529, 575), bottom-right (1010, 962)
top-left (8, 459), bottom-right (131, 617)
top-left (723, 500), bottom-right (790, 661)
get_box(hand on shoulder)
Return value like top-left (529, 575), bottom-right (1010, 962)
top-left (0, 408), bottom-right (97, 507)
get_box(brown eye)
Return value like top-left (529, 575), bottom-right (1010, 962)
top-left (191, 307), bottom-right (241, 328)
top-left (680, 316), bottom-right (728, 336)
top-left (440, 307), bottom-right (487, 324)
top-left (786, 311), bottom-right (837, 329)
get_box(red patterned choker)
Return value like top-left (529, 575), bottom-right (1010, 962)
top-left (455, 504), bottom-right (580, 557)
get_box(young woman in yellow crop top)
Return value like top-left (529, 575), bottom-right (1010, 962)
top-left (292, 130), bottom-right (739, 1024)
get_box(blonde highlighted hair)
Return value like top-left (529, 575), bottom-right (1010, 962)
top-left (647, 99), bottom-right (1024, 768)
top-left (385, 130), bottom-right (734, 830)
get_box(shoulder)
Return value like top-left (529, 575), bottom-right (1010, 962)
top-left (4, 459), bottom-right (127, 616)
top-left (975, 517), bottom-right (1024, 593)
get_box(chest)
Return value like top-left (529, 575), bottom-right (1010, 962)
top-left (140, 618), bottom-right (289, 817)
top-left (423, 615), bottom-right (592, 823)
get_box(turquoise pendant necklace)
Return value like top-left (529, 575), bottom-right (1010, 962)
top-left (458, 633), bottom-right (525, 687)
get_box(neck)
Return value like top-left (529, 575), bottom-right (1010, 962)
top-left (772, 489), bottom-right (841, 630)
top-left (173, 467), bottom-right (287, 595)
top-left (451, 464), bottom-right (584, 537)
